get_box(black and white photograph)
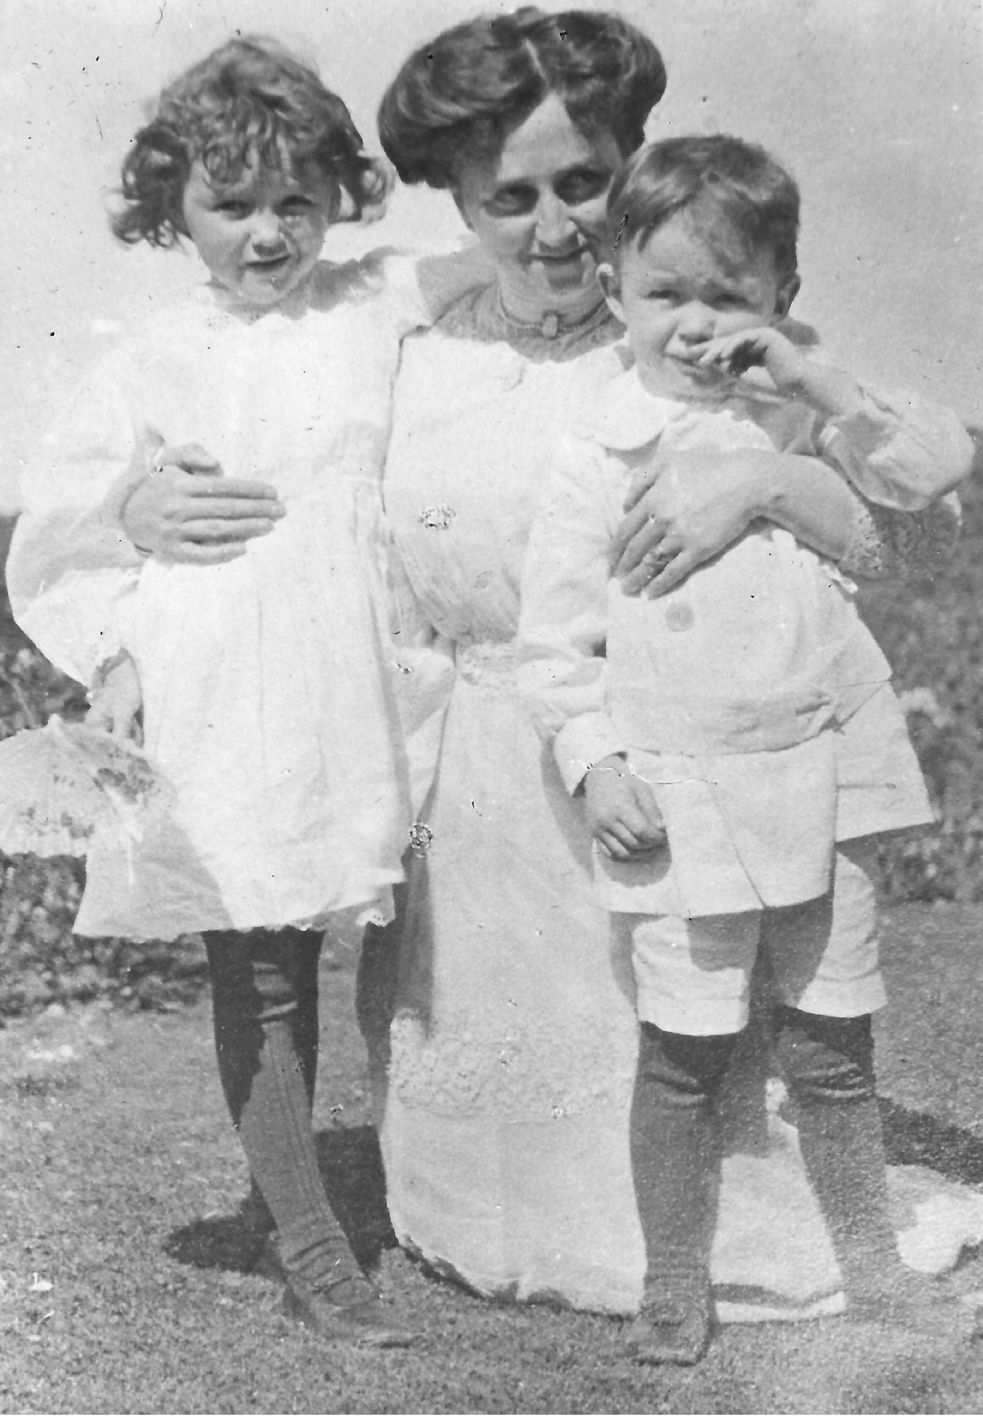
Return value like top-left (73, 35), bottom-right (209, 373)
top-left (1, 1), bottom-right (981, 1411)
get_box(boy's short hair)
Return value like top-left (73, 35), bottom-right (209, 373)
top-left (607, 134), bottom-right (799, 279)
top-left (112, 36), bottom-right (390, 248)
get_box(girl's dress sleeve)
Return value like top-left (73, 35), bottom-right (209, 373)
top-left (7, 348), bottom-right (149, 685)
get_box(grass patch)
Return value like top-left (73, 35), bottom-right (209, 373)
top-left (0, 910), bottom-right (981, 1414)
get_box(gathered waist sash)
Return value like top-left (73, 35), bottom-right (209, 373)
top-left (610, 630), bottom-right (891, 757)
top-left (455, 636), bottom-right (519, 693)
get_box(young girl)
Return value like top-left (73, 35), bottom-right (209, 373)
top-left (518, 135), bottom-right (976, 1363)
top-left (7, 35), bottom-right (481, 1348)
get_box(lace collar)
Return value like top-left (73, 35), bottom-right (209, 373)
top-left (435, 283), bottom-right (622, 363)
top-left (572, 344), bottom-right (802, 450)
top-left (573, 359), bottom-right (762, 451)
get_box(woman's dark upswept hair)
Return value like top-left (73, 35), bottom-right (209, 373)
top-left (378, 7), bottom-right (667, 190)
top-left (113, 35), bottom-right (390, 248)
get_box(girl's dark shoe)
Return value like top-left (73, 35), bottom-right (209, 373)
top-left (626, 1293), bottom-right (714, 1366)
top-left (283, 1272), bottom-right (419, 1348)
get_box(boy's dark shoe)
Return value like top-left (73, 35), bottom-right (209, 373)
top-left (283, 1271), bottom-right (419, 1348)
top-left (626, 1290), bottom-right (714, 1366)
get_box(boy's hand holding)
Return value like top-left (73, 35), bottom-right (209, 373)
top-left (584, 755), bottom-right (666, 861)
top-left (697, 325), bottom-right (806, 389)
top-left (87, 653), bottom-right (144, 745)
top-left (696, 327), bottom-right (864, 419)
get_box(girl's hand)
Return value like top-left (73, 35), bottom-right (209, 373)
top-left (86, 655), bottom-right (144, 745)
top-left (123, 443), bottom-right (285, 564)
top-left (611, 449), bottom-right (767, 597)
top-left (584, 755), bottom-right (666, 861)
top-left (696, 326), bottom-right (807, 391)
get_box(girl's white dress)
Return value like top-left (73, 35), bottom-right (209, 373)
top-left (9, 258), bottom-right (434, 940)
top-left (376, 288), bottom-right (979, 1318)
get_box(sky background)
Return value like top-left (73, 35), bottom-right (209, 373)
top-left (2, 0), bottom-right (980, 511)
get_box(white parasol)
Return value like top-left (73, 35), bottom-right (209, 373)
top-left (0, 716), bottom-right (170, 858)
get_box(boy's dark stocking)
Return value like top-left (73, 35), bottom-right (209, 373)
top-left (776, 1006), bottom-right (981, 1339)
top-left (627, 1022), bottom-right (737, 1365)
top-left (204, 929), bottom-right (415, 1346)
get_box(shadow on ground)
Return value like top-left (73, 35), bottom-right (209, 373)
top-left (163, 1123), bottom-right (396, 1275)
top-left (881, 1096), bottom-right (983, 1186)
top-left (161, 1102), bottom-right (983, 1283)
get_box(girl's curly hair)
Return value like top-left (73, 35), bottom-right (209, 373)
top-left (112, 35), bottom-right (391, 247)
top-left (378, 7), bottom-right (667, 191)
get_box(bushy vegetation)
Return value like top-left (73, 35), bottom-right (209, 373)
top-left (0, 538), bottom-right (208, 1019)
top-left (0, 850), bottom-right (208, 1017)
top-left (860, 436), bottom-right (983, 903)
top-left (1, 444), bottom-right (980, 1020)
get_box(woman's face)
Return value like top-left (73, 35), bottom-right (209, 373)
top-left (454, 94), bottom-right (624, 318)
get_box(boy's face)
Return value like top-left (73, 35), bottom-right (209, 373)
top-left (599, 210), bottom-right (798, 400)
top-left (181, 152), bottom-right (338, 308)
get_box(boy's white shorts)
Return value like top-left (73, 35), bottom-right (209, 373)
top-left (618, 839), bottom-right (887, 1035)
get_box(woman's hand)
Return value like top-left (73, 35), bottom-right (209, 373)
top-left (611, 449), bottom-right (767, 597)
top-left (584, 755), bottom-right (666, 861)
top-left (87, 654), bottom-right (143, 745)
top-left (122, 443), bottom-right (285, 563)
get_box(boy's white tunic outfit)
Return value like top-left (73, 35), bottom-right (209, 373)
top-left (519, 356), bottom-right (934, 1033)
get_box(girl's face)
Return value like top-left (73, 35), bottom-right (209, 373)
top-left (453, 94), bottom-right (624, 320)
top-left (181, 155), bottom-right (338, 308)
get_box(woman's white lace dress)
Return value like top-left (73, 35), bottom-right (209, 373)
top-left (376, 287), bottom-right (981, 1319)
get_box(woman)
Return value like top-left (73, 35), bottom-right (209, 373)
top-left (121, 8), bottom-right (972, 1326)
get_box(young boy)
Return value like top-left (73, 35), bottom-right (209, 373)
top-left (518, 134), bottom-right (977, 1365)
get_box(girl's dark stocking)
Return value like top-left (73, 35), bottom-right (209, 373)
top-left (242, 937), bottom-right (320, 1241)
top-left (204, 928), bottom-right (366, 1297)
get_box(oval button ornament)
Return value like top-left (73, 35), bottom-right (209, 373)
top-left (665, 601), bottom-right (695, 632)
